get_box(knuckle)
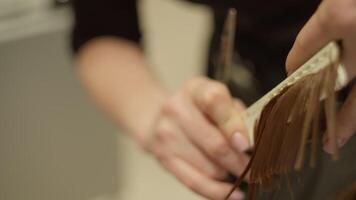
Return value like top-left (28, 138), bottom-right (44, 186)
top-left (183, 76), bottom-right (207, 90)
top-left (204, 83), bottom-right (229, 108)
top-left (210, 81), bottom-right (229, 95)
top-left (154, 150), bottom-right (167, 161)
top-left (155, 120), bottom-right (176, 143)
top-left (338, 12), bottom-right (356, 31)
top-left (181, 177), bottom-right (198, 191)
top-left (319, 1), bottom-right (356, 33)
top-left (317, 9), bottom-right (334, 32)
top-left (208, 168), bottom-right (226, 179)
top-left (162, 96), bottom-right (182, 117)
top-left (233, 98), bottom-right (246, 112)
top-left (208, 137), bottom-right (230, 158)
top-left (234, 98), bottom-right (245, 107)
top-left (331, 15), bottom-right (355, 32)
top-left (148, 139), bottom-right (168, 159)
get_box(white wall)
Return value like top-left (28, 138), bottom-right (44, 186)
top-left (0, 0), bottom-right (50, 19)
top-left (119, 1), bottom-right (212, 199)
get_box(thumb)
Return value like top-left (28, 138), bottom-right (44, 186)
top-left (228, 99), bottom-right (250, 152)
top-left (188, 79), bottom-right (250, 151)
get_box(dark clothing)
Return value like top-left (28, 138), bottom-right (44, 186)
top-left (72, 0), bottom-right (320, 53)
top-left (71, 0), bottom-right (320, 96)
top-left (72, 0), bottom-right (141, 52)
top-left (71, 1), bottom-right (356, 199)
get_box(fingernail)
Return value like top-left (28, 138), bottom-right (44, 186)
top-left (229, 191), bottom-right (245, 200)
top-left (232, 132), bottom-right (249, 152)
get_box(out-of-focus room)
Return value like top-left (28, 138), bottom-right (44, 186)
top-left (0, 0), bottom-right (212, 199)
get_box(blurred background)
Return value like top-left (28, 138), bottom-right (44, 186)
top-left (0, 0), bottom-right (212, 199)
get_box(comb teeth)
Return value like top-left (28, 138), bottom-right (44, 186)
top-left (225, 41), bottom-right (349, 200)
top-left (243, 42), bottom-right (348, 145)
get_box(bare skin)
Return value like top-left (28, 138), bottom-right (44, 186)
top-left (75, 1), bottom-right (356, 199)
top-left (76, 37), bottom-right (249, 200)
top-left (286, 0), bottom-right (356, 154)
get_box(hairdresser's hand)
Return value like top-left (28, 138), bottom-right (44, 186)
top-left (286, 0), bottom-right (356, 154)
top-left (142, 77), bottom-right (250, 200)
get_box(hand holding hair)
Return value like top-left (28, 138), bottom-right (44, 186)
top-left (286, 0), bottom-right (356, 153)
top-left (142, 77), bottom-right (249, 200)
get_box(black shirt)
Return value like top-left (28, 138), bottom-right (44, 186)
top-left (71, 0), bottom-right (320, 52)
top-left (71, 0), bottom-right (320, 96)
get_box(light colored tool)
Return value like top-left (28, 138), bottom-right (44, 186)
top-left (217, 9), bottom-right (348, 145)
top-left (243, 42), bottom-right (348, 144)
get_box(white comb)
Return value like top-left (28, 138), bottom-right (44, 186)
top-left (242, 42), bottom-right (349, 144)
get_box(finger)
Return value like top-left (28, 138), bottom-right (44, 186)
top-left (286, 8), bottom-right (337, 74)
top-left (324, 84), bottom-right (356, 153)
top-left (187, 78), bottom-right (250, 151)
top-left (232, 98), bottom-right (246, 112)
top-left (286, 0), bottom-right (356, 75)
top-left (162, 94), bottom-right (249, 176)
top-left (229, 99), bottom-right (251, 152)
top-left (161, 158), bottom-right (245, 200)
top-left (152, 116), bottom-right (227, 179)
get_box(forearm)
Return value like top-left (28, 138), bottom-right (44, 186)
top-left (75, 37), bottom-right (167, 143)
